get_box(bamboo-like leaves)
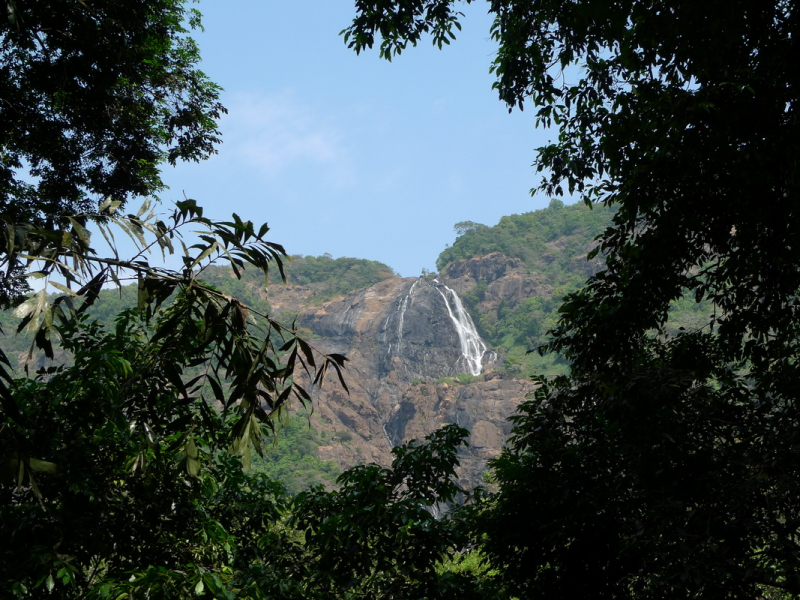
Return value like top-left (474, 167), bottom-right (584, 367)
top-left (2, 197), bottom-right (349, 479)
top-left (184, 439), bottom-right (200, 477)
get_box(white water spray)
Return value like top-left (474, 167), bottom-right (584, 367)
top-left (383, 280), bottom-right (418, 359)
top-left (435, 283), bottom-right (489, 376)
top-left (396, 280), bottom-right (417, 349)
top-left (382, 423), bottom-right (395, 448)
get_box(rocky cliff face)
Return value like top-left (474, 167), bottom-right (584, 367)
top-left (300, 277), bottom-right (496, 381)
top-left (440, 252), bottom-right (552, 313)
top-left (311, 376), bottom-right (533, 491)
top-left (291, 275), bottom-right (532, 490)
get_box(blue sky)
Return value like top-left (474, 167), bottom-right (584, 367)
top-left (162, 1), bottom-right (558, 276)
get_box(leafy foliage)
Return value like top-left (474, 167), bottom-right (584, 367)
top-left (348, 0), bottom-right (800, 597)
top-left (0, 199), bottom-right (349, 434)
top-left (0, 312), bottom-right (288, 597)
top-left (0, 248), bottom-right (391, 497)
top-left (0, 0), bottom-right (226, 304)
top-left (343, 0), bottom-right (466, 58)
top-left (250, 419), bottom-right (340, 496)
top-left (293, 424), bottom-right (476, 600)
top-left (438, 202), bottom-right (613, 375)
top-left (1, 311), bottom-right (477, 598)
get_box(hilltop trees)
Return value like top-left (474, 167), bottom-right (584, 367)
top-left (0, 0), bottom-right (228, 306)
top-left (347, 0), bottom-right (800, 596)
top-left (0, 2), bottom-right (485, 597)
top-left (0, 3), bottom-right (351, 596)
top-left (0, 0), bottom-right (346, 482)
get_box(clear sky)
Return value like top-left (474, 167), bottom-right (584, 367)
top-left (162, 1), bottom-right (558, 277)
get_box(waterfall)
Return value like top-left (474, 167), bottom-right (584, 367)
top-left (434, 283), bottom-right (489, 376)
top-left (396, 279), bottom-right (417, 349)
top-left (383, 279), bottom-right (418, 358)
top-left (382, 423), bottom-right (395, 448)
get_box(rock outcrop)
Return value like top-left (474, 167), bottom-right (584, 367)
top-left (291, 275), bottom-right (531, 489)
top-left (441, 252), bottom-right (552, 312)
top-left (300, 277), bottom-right (495, 381)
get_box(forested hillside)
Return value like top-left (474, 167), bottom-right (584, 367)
top-left (0, 254), bottom-right (395, 368)
top-left (199, 254), bottom-right (397, 311)
top-left (438, 199), bottom-right (611, 280)
top-left (438, 200), bottom-right (611, 375)
top-left (4, 0), bottom-right (797, 596)
top-left (438, 200), bottom-right (711, 376)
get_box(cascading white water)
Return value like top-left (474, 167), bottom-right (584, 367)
top-left (382, 423), bottom-right (395, 448)
top-left (396, 279), bottom-right (417, 348)
top-left (435, 283), bottom-right (488, 376)
top-left (382, 279), bottom-right (418, 358)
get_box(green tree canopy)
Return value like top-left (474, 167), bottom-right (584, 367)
top-left (0, 6), bottom-right (353, 595)
top-left (347, 0), bottom-right (800, 596)
top-left (1, 308), bottom-right (477, 597)
top-left (0, 0), bottom-right (344, 432)
top-left (453, 220), bottom-right (486, 236)
top-left (1, 0), bottom-right (223, 210)
top-left (0, 3), bottom-right (499, 598)
top-left (0, 0), bottom-right (225, 305)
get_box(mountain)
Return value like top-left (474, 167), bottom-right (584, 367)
top-left (440, 200), bottom-right (615, 375)
top-left (291, 276), bottom-right (533, 491)
top-left (264, 202), bottom-right (619, 489)
top-left (2, 202), bottom-right (635, 491)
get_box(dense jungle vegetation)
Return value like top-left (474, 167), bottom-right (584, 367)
top-left (440, 201), bottom-right (711, 376)
top-left (0, 255), bottom-right (396, 502)
top-left (3, 0), bottom-right (798, 598)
